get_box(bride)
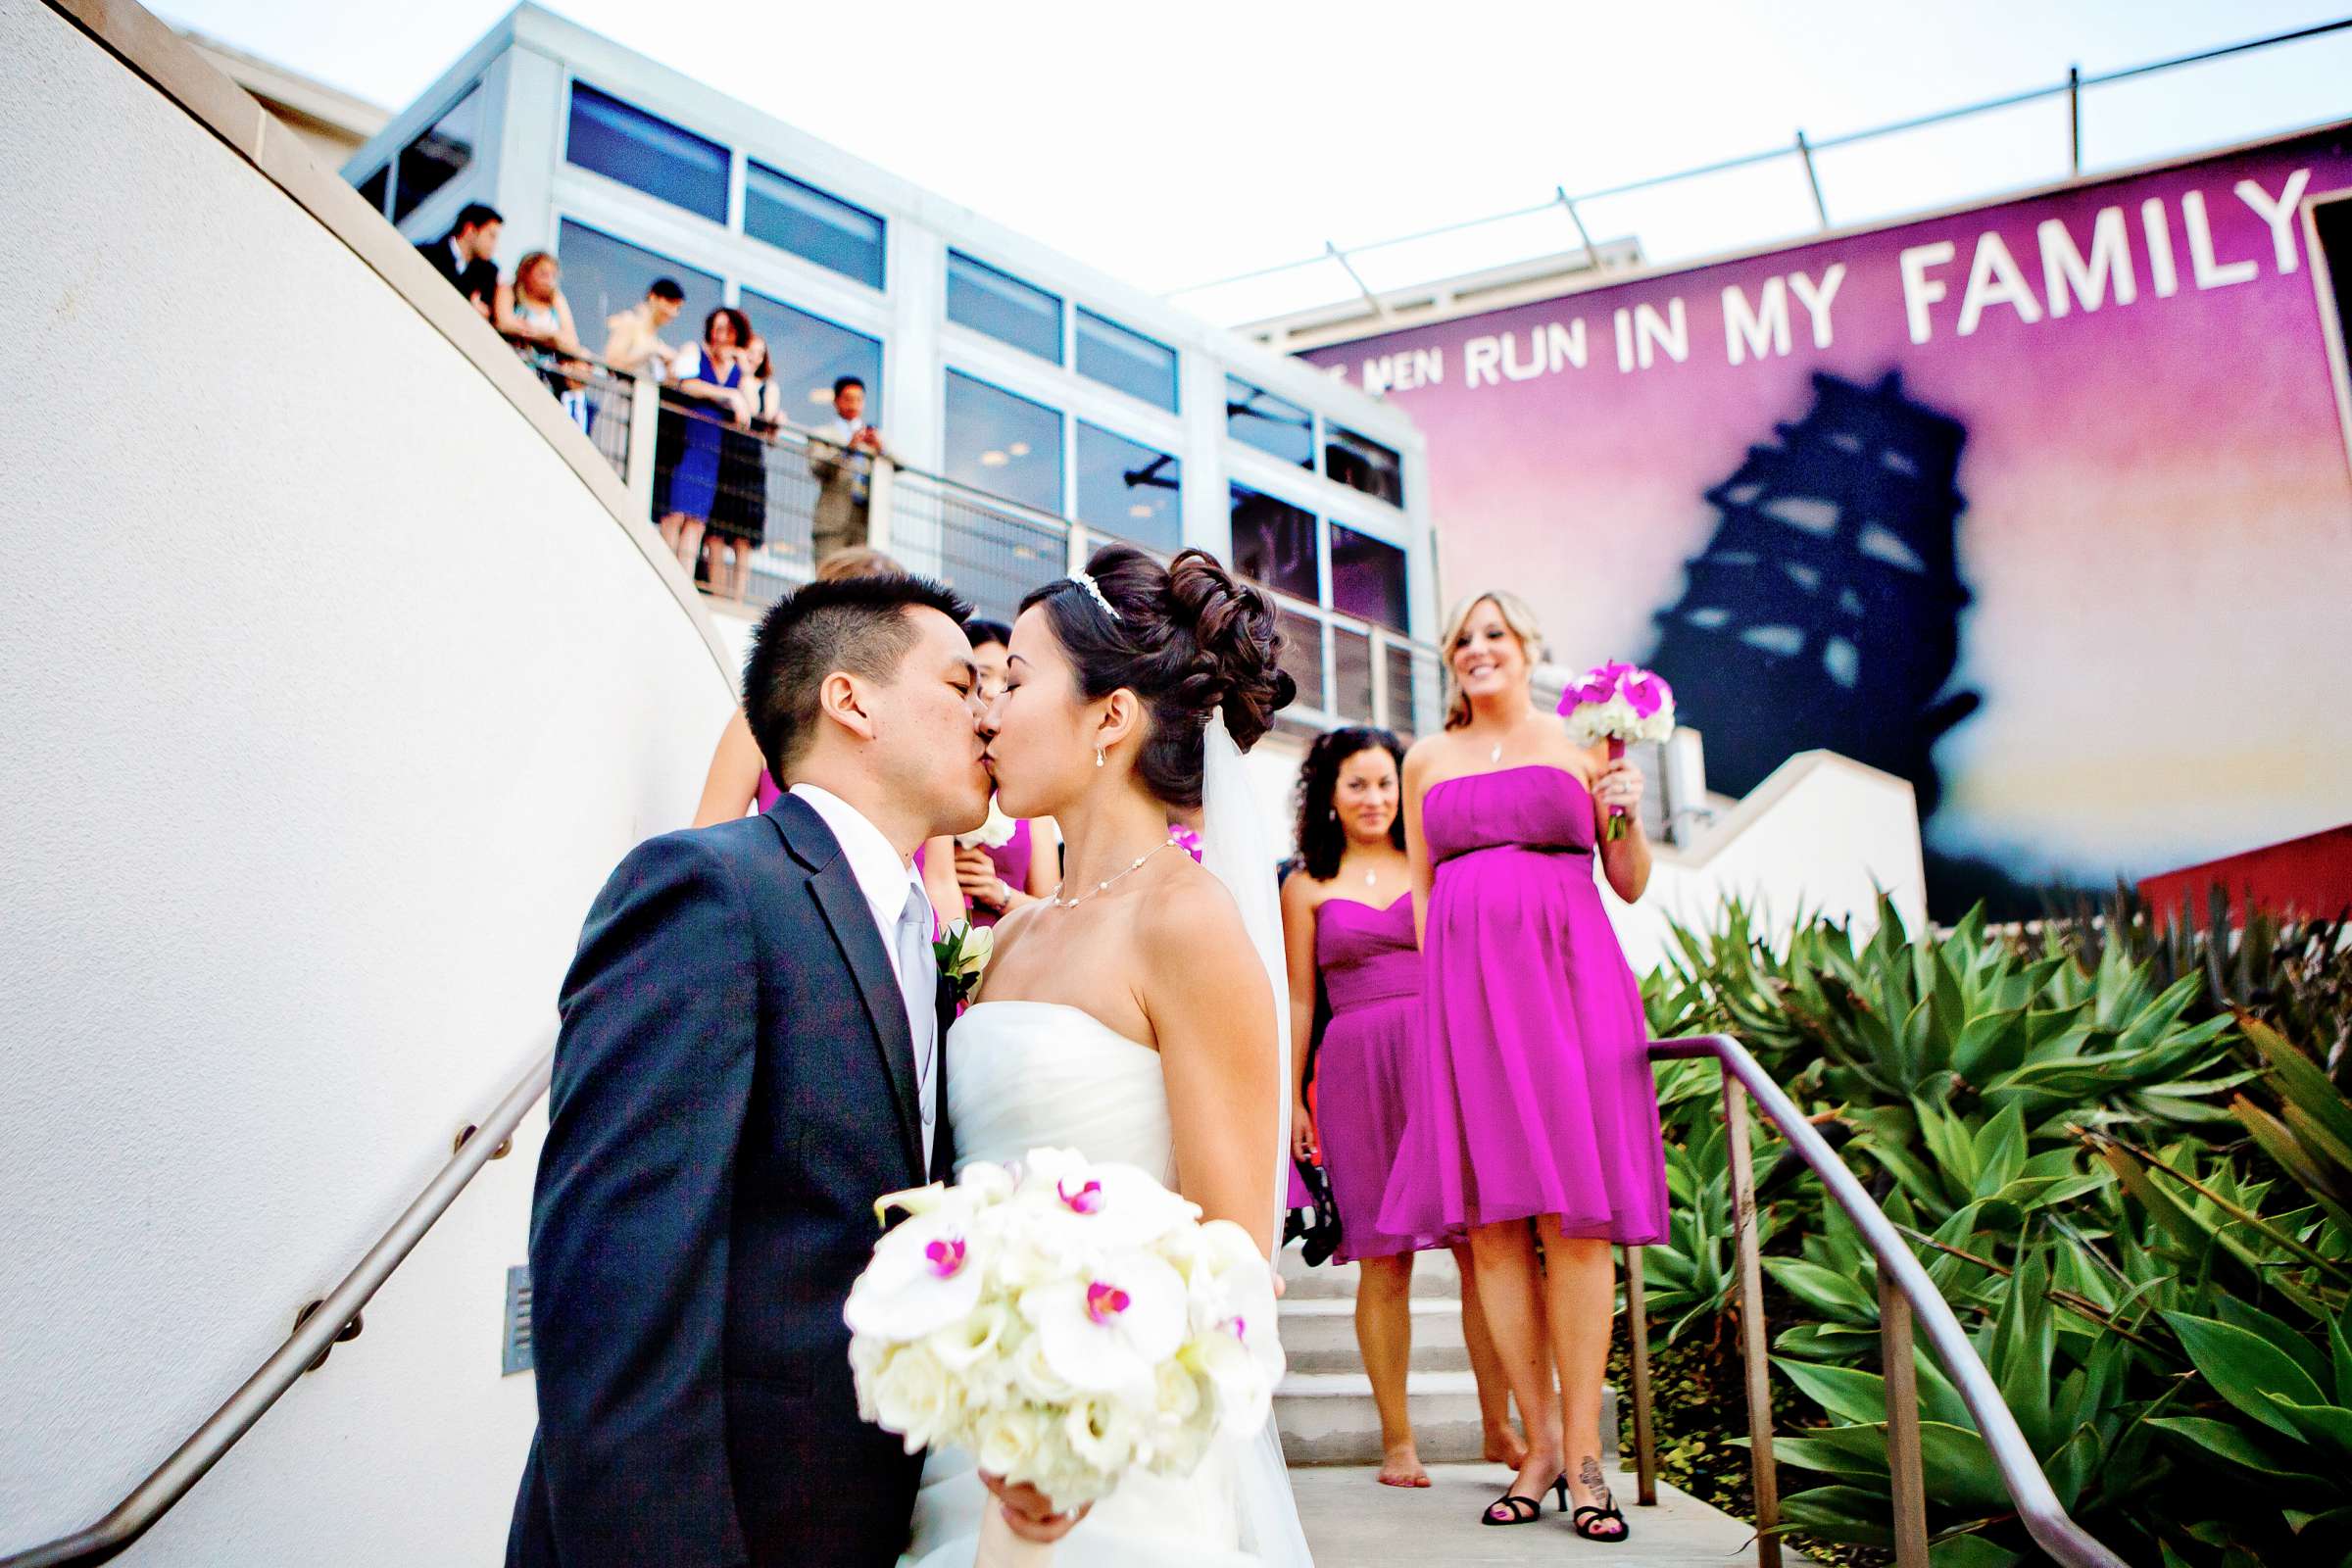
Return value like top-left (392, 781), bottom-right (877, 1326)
top-left (903, 544), bottom-right (1314, 1567)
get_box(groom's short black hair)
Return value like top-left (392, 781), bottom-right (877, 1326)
top-left (744, 571), bottom-right (971, 779)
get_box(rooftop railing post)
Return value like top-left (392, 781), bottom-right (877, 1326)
top-left (1723, 1071), bottom-right (1783, 1567)
top-left (865, 454), bottom-right (895, 558)
top-left (1368, 627), bottom-right (1393, 732)
top-left (1065, 519), bottom-right (1090, 576)
top-left (1795, 129), bottom-right (1830, 230)
top-left (1880, 1273), bottom-right (1933, 1568)
top-left (1623, 1244), bottom-right (1658, 1507)
top-left (623, 373), bottom-right (660, 523)
top-left (2068, 65), bottom-right (2083, 175)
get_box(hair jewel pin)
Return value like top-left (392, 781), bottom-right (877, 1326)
top-left (1068, 569), bottom-right (1121, 622)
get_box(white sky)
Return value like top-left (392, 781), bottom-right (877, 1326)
top-left (156, 0), bottom-right (2352, 321)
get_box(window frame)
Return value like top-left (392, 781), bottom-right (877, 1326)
top-left (742, 159), bottom-right (888, 291)
top-left (945, 250), bottom-right (1066, 366)
top-left (1073, 307), bottom-right (1179, 413)
top-left (942, 365), bottom-right (1068, 518)
top-left (561, 78), bottom-right (733, 227)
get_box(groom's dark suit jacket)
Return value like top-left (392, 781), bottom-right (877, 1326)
top-left (508, 794), bottom-right (956, 1568)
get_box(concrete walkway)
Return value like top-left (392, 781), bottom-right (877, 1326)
top-left (1293, 1462), bottom-right (1790, 1567)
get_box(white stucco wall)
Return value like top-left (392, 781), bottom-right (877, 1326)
top-left (1605, 752), bottom-right (1930, 977)
top-left (0, 1), bottom-right (735, 1559)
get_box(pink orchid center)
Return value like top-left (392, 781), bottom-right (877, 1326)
top-left (924, 1237), bottom-right (967, 1279)
top-left (1085, 1281), bottom-right (1132, 1325)
top-left (1057, 1178), bottom-right (1105, 1215)
top-left (1231, 1315), bottom-right (1249, 1340)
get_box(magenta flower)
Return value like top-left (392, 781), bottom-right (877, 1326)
top-left (923, 1237), bottom-right (967, 1279)
top-left (1085, 1282), bottom-right (1133, 1325)
top-left (1058, 1178), bottom-right (1105, 1215)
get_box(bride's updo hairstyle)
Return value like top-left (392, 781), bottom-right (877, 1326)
top-left (1019, 543), bottom-right (1297, 809)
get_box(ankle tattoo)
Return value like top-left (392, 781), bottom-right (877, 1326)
top-left (1578, 1455), bottom-right (1613, 1509)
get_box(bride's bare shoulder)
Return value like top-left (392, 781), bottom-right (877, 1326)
top-left (1134, 861), bottom-right (1265, 1002)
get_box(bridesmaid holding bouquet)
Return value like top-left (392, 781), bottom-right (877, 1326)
top-left (1377, 591), bottom-right (1667, 1544)
top-left (1280, 727), bottom-right (1523, 1489)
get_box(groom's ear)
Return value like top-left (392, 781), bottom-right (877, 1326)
top-left (818, 669), bottom-right (879, 743)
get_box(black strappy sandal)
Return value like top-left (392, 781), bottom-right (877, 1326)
top-left (1571, 1501), bottom-right (1631, 1543)
top-left (1480, 1475), bottom-right (1567, 1526)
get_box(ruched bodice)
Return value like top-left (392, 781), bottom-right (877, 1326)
top-left (1423, 763), bottom-right (1596, 863)
top-left (1315, 895), bottom-right (1421, 1012)
top-left (943, 1001), bottom-right (1172, 1185)
top-left (1378, 763), bottom-right (1668, 1246)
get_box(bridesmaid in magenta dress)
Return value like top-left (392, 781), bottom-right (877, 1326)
top-left (1377, 590), bottom-right (1664, 1544)
top-left (1282, 727), bottom-right (1523, 1489)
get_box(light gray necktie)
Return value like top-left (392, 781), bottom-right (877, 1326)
top-left (893, 885), bottom-right (938, 1165)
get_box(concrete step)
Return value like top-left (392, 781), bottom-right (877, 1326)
top-left (1276, 1368), bottom-right (1619, 1470)
top-left (1278, 1245), bottom-right (1460, 1301)
top-left (1278, 1296), bottom-right (1472, 1375)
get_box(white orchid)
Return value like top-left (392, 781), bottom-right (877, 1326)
top-left (1022, 1248), bottom-right (1188, 1398)
top-left (844, 1203), bottom-right (986, 1342)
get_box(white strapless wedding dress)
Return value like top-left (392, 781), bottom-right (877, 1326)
top-left (902, 1001), bottom-right (1314, 1567)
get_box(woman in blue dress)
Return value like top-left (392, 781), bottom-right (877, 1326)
top-left (657, 306), bottom-right (754, 580)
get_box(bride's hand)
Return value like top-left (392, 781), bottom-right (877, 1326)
top-left (981, 1471), bottom-right (1089, 1543)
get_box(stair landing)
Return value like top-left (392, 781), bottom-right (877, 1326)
top-left (1293, 1461), bottom-right (1795, 1566)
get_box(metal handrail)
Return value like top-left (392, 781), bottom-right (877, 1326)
top-left (0, 1040), bottom-right (557, 1568)
top-left (1629, 1034), bottom-right (2133, 1568)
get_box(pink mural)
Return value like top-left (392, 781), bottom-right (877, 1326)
top-left (1304, 125), bottom-right (2352, 914)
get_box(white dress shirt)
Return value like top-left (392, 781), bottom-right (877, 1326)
top-left (790, 783), bottom-right (938, 1164)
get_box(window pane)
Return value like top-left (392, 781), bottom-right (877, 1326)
top-left (1075, 422), bottom-right (1181, 553)
top-left (947, 251), bottom-right (1062, 363)
top-left (1325, 424), bottom-right (1403, 507)
top-left (1329, 523), bottom-right (1407, 629)
top-left (1229, 484), bottom-right (1318, 601)
top-left (740, 290), bottom-right (884, 429)
top-left (391, 86), bottom-right (479, 224)
top-left (358, 165), bottom-right (390, 216)
top-left (565, 81), bottom-right (728, 224)
top-left (745, 162), bottom-right (886, 289)
top-left (1075, 309), bottom-right (1177, 411)
top-left (945, 370), bottom-right (1062, 514)
top-left (1226, 376), bottom-right (1313, 467)
top-left (556, 219), bottom-right (723, 347)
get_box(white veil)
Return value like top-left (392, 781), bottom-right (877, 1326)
top-left (1197, 714), bottom-right (1313, 1566)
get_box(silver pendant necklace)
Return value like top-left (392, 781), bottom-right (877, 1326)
top-left (1050, 838), bottom-right (1182, 909)
top-left (1489, 741), bottom-right (1503, 763)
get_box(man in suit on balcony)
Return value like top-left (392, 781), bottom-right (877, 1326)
top-left (809, 375), bottom-right (887, 568)
top-left (417, 201), bottom-right (502, 319)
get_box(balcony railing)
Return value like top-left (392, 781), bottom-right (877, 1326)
top-left (533, 348), bottom-right (1446, 740)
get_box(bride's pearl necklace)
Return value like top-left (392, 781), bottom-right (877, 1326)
top-left (1050, 838), bottom-right (1183, 909)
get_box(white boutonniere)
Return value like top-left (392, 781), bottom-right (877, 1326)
top-left (956, 797), bottom-right (1019, 851)
top-left (933, 920), bottom-right (994, 1006)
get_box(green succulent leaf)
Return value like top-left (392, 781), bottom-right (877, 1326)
top-left (2162, 1312), bottom-right (2328, 1440)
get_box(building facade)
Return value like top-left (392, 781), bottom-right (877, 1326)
top-left (341, 4), bottom-right (1437, 724)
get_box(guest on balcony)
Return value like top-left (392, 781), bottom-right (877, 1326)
top-left (658, 307), bottom-right (756, 577)
top-left (496, 252), bottom-right (588, 405)
top-left (808, 375), bottom-right (887, 568)
top-left (416, 201), bottom-right (500, 319)
top-left (602, 277), bottom-right (684, 382)
top-left (706, 334), bottom-right (774, 603)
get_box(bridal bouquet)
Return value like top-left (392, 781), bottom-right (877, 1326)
top-left (956, 796), bottom-right (1020, 851)
top-left (846, 1149), bottom-right (1282, 1552)
top-left (1557, 660), bottom-right (1676, 840)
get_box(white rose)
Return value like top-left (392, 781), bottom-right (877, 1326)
top-left (973, 1403), bottom-right (1053, 1481)
top-left (1063, 1393), bottom-right (1140, 1475)
top-left (927, 1298), bottom-right (1014, 1375)
top-left (1011, 1328), bottom-right (1076, 1403)
top-left (871, 1343), bottom-right (958, 1453)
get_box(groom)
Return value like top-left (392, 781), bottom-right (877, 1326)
top-left (509, 572), bottom-right (1045, 1566)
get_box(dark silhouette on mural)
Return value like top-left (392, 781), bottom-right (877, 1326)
top-left (1646, 369), bottom-right (1983, 826)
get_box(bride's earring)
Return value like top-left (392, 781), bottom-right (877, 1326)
top-left (1095, 745), bottom-right (1105, 769)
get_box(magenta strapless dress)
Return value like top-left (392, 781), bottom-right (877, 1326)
top-left (1313, 895), bottom-right (1452, 1263)
top-left (1377, 765), bottom-right (1667, 1245)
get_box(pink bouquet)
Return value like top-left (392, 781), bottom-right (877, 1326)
top-left (1556, 661), bottom-right (1675, 841)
